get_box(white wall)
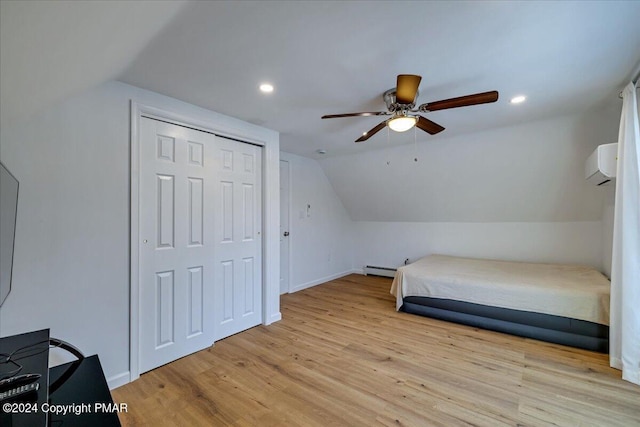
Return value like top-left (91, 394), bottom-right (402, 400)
top-left (321, 111), bottom-right (616, 222)
top-left (0, 80), bottom-right (280, 388)
top-left (320, 107), bottom-right (620, 272)
top-left (353, 221), bottom-right (602, 271)
top-left (279, 152), bottom-right (355, 291)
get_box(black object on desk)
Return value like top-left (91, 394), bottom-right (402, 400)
top-left (0, 329), bottom-right (50, 427)
top-left (0, 329), bottom-right (121, 426)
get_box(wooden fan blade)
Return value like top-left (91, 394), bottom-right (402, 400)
top-left (322, 111), bottom-right (389, 119)
top-left (416, 116), bottom-right (445, 135)
top-left (355, 121), bottom-right (387, 143)
top-left (419, 91), bottom-right (499, 112)
top-left (396, 74), bottom-right (422, 104)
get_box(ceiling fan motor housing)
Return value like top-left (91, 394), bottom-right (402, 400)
top-left (383, 88), bottom-right (418, 112)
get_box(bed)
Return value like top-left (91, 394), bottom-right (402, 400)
top-left (390, 255), bottom-right (610, 352)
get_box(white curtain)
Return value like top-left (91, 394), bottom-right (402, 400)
top-left (610, 81), bottom-right (640, 386)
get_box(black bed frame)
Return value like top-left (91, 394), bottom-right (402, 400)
top-left (401, 296), bottom-right (609, 353)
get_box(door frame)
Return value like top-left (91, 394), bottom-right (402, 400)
top-left (279, 159), bottom-right (291, 294)
top-left (129, 101), bottom-right (280, 382)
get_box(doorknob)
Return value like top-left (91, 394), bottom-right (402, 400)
top-left (283, 231), bottom-right (289, 237)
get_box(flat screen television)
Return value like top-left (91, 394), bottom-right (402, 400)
top-left (0, 162), bottom-right (19, 308)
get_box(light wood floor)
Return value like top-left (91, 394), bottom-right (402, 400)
top-left (112, 274), bottom-right (639, 426)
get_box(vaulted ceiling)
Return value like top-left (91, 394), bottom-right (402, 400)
top-left (2, 1), bottom-right (640, 158)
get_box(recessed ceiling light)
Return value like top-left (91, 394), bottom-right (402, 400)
top-left (259, 83), bottom-right (274, 93)
top-left (510, 95), bottom-right (526, 104)
top-left (316, 149), bottom-right (327, 155)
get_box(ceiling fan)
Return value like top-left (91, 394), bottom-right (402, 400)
top-left (322, 75), bottom-right (499, 142)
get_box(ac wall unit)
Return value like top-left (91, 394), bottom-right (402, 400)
top-left (585, 143), bottom-right (617, 186)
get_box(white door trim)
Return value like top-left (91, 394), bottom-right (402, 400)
top-left (129, 101), bottom-right (279, 382)
top-left (279, 159), bottom-right (291, 294)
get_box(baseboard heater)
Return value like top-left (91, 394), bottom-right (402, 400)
top-left (363, 265), bottom-right (397, 278)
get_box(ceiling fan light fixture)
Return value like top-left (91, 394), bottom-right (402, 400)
top-left (388, 115), bottom-right (417, 132)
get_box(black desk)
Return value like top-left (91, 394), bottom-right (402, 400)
top-left (48, 355), bottom-right (121, 426)
top-left (0, 329), bottom-right (120, 426)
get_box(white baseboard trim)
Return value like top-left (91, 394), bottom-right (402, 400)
top-left (108, 371), bottom-right (131, 390)
top-left (610, 357), bottom-right (622, 370)
top-left (622, 368), bottom-right (640, 386)
top-left (290, 269), bottom-right (360, 293)
top-left (265, 312), bottom-right (282, 325)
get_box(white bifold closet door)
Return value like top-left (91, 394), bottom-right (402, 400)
top-left (139, 117), bottom-right (262, 373)
top-left (212, 136), bottom-right (263, 340)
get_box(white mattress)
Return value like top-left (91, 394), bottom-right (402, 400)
top-left (390, 255), bottom-right (610, 325)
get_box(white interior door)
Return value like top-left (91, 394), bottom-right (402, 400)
top-left (139, 117), bottom-right (264, 371)
top-left (213, 138), bottom-right (263, 340)
top-left (279, 160), bottom-right (290, 294)
top-left (139, 117), bottom-right (217, 373)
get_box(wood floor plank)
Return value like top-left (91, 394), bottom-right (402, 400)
top-left (112, 274), bottom-right (640, 426)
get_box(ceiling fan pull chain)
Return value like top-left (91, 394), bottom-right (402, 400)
top-left (386, 126), bottom-right (391, 166)
top-left (414, 126), bottom-right (418, 162)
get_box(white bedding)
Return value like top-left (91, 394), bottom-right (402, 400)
top-left (390, 255), bottom-right (610, 325)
